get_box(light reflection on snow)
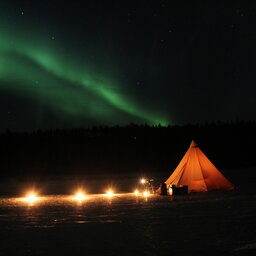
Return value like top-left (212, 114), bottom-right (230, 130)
top-left (0, 193), bottom-right (155, 207)
top-left (0, 193), bottom-right (157, 228)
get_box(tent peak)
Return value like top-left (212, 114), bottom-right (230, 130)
top-left (190, 140), bottom-right (197, 148)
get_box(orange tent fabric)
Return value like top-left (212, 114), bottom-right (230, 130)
top-left (165, 140), bottom-right (234, 192)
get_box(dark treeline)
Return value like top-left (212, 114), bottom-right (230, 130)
top-left (0, 121), bottom-right (255, 177)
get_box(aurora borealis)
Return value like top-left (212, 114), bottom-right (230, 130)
top-left (0, 28), bottom-right (168, 127)
top-left (0, 1), bottom-right (256, 131)
top-left (0, 6), bottom-right (168, 130)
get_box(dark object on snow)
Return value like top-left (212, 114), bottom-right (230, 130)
top-left (159, 182), bottom-right (167, 195)
top-left (172, 185), bottom-right (188, 196)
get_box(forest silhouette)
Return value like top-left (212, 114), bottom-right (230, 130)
top-left (0, 121), bottom-right (255, 178)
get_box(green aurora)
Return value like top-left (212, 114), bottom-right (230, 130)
top-left (0, 20), bottom-right (169, 130)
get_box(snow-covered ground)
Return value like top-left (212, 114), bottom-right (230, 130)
top-left (0, 170), bottom-right (255, 255)
top-left (0, 191), bottom-right (255, 255)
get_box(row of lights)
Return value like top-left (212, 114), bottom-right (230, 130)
top-left (24, 189), bottom-right (114, 202)
top-left (23, 178), bottom-right (152, 203)
top-left (24, 189), bottom-right (150, 203)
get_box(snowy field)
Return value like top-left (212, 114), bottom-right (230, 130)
top-left (0, 170), bottom-right (256, 256)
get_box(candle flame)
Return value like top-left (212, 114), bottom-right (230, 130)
top-left (25, 193), bottom-right (38, 202)
top-left (75, 191), bottom-right (86, 201)
top-left (143, 190), bottom-right (149, 197)
top-left (134, 189), bottom-right (139, 196)
top-left (105, 189), bottom-right (114, 197)
top-left (140, 178), bottom-right (146, 184)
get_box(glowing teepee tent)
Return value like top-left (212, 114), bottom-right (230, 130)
top-left (165, 140), bottom-right (234, 192)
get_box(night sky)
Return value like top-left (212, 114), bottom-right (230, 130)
top-left (0, 1), bottom-right (255, 131)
